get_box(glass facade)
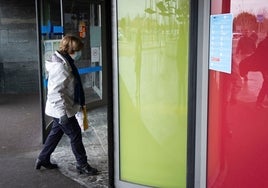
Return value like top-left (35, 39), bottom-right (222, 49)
top-left (208, 0), bottom-right (268, 187)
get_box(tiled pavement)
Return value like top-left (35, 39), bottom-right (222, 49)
top-left (52, 106), bottom-right (109, 188)
top-left (0, 94), bottom-right (109, 188)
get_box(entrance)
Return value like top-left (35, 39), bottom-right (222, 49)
top-left (36, 0), bottom-right (107, 142)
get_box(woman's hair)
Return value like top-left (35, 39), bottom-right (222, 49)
top-left (59, 34), bottom-right (84, 54)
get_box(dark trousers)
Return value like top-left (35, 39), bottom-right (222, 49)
top-left (257, 73), bottom-right (268, 105)
top-left (38, 116), bottom-right (87, 166)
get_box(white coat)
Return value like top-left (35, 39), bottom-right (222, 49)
top-left (45, 51), bottom-right (80, 118)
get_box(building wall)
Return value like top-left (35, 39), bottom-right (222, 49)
top-left (0, 0), bottom-right (38, 93)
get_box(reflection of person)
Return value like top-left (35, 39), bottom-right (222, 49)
top-left (35, 34), bottom-right (98, 175)
top-left (254, 34), bottom-right (268, 108)
top-left (250, 31), bottom-right (258, 44)
top-left (135, 29), bottom-right (142, 104)
top-left (236, 30), bottom-right (256, 57)
top-left (229, 57), bottom-right (242, 104)
top-left (239, 32), bottom-right (268, 108)
top-left (236, 30), bottom-right (257, 80)
top-left (256, 72), bottom-right (268, 108)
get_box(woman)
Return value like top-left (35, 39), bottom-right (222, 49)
top-left (35, 34), bottom-right (98, 175)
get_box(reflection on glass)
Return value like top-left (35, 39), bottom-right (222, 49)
top-left (63, 2), bottom-right (102, 103)
top-left (118, 0), bottom-right (189, 187)
top-left (208, 1), bottom-right (268, 188)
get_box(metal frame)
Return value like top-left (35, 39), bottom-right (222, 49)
top-left (194, 0), bottom-right (211, 188)
top-left (35, 0), bottom-right (47, 143)
top-left (187, 0), bottom-right (199, 187)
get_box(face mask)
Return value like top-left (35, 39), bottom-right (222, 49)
top-left (71, 51), bottom-right (82, 61)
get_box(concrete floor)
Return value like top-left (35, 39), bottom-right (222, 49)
top-left (0, 93), bottom-right (108, 188)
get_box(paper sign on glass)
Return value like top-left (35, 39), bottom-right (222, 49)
top-left (209, 13), bottom-right (233, 74)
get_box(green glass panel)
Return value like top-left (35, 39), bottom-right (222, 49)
top-left (118, 0), bottom-right (189, 187)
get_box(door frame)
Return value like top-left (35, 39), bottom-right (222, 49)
top-left (35, 0), bottom-right (109, 143)
top-left (110, 0), bottom-right (201, 187)
top-left (194, 1), bottom-right (211, 188)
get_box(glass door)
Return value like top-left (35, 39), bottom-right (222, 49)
top-left (62, 1), bottom-right (103, 104)
top-left (37, 0), bottom-right (105, 142)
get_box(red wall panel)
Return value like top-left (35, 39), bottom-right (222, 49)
top-left (207, 0), bottom-right (268, 187)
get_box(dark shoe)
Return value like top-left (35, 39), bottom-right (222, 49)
top-left (76, 163), bottom-right (98, 175)
top-left (35, 159), bottom-right (58, 170)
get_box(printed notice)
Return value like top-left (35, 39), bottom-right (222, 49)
top-left (209, 13), bottom-right (233, 74)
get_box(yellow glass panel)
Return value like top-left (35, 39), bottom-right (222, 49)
top-left (118, 0), bottom-right (189, 187)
